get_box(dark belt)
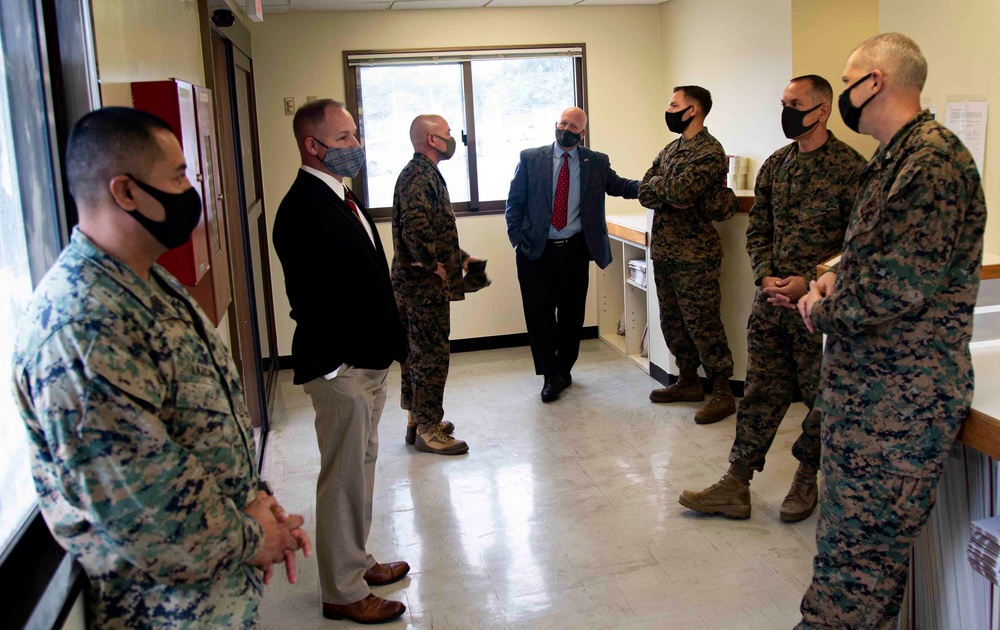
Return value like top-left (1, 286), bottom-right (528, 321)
top-left (547, 233), bottom-right (583, 248)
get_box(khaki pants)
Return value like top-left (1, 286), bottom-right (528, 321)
top-left (304, 365), bottom-right (388, 605)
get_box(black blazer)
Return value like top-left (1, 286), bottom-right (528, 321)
top-left (272, 169), bottom-right (406, 384)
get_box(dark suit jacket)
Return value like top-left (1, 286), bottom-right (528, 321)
top-left (505, 144), bottom-right (639, 269)
top-left (272, 169), bottom-right (406, 384)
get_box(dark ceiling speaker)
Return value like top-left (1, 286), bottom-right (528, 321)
top-left (211, 9), bottom-right (236, 28)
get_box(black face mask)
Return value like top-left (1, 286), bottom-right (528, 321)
top-left (555, 128), bottom-right (582, 148)
top-left (838, 72), bottom-right (877, 133)
top-left (664, 106), bottom-right (693, 134)
top-left (124, 175), bottom-right (203, 249)
top-left (781, 103), bottom-right (822, 139)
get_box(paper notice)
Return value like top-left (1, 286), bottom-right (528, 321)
top-left (944, 100), bottom-right (988, 175)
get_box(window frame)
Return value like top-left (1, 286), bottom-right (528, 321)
top-left (343, 43), bottom-right (588, 221)
top-left (0, 0), bottom-right (100, 626)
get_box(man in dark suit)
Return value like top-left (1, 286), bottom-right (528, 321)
top-left (506, 107), bottom-right (640, 402)
top-left (272, 99), bottom-right (408, 625)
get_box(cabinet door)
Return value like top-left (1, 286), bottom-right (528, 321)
top-left (194, 85), bottom-right (231, 323)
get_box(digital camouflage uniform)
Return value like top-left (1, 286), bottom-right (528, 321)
top-left (797, 111), bottom-right (986, 628)
top-left (640, 127), bottom-right (734, 380)
top-left (391, 153), bottom-right (467, 426)
top-left (12, 229), bottom-right (263, 629)
top-left (730, 133), bottom-right (865, 475)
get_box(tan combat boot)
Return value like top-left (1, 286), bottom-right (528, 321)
top-left (415, 424), bottom-right (469, 456)
top-left (694, 377), bottom-right (736, 424)
top-left (678, 469), bottom-right (751, 519)
top-left (405, 411), bottom-right (455, 445)
top-left (780, 462), bottom-right (819, 522)
top-left (649, 368), bottom-right (704, 403)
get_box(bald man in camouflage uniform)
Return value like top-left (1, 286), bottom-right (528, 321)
top-left (641, 85), bottom-right (737, 425)
top-left (679, 75), bottom-right (865, 523)
top-left (392, 114), bottom-right (479, 456)
top-left (796, 34), bottom-right (986, 628)
top-left (12, 108), bottom-right (308, 629)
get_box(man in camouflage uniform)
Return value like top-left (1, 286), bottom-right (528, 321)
top-left (679, 76), bottom-right (865, 522)
top-left (640, 85), bottom-right (736, 424)
top-left (12, 108), bottom-right (309, 629)
top-left (392, 114), bottom-right (479, 455)
top-left (796, 34), bottom-right (986, 628)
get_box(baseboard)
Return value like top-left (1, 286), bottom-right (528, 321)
top-left (649, 361), bottom-right (745, 397)
top-left (450, 326), bottom-right (598, 354)
top-left (267, 326), bottom-right (600, 370)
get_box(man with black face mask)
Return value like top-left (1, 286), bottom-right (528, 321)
top-left (13, 107), bottom-right (311, 628)
top-left (640, 85), bottom-right (737, 424)
top-left (506, 107), bottom-right (639, 402)
top-left (678, 75), bottom-right (864, 524)
top-left (795, 34), bottom-right (986, 628)
top-left (273, 99), bottom-right (409, 624)
top-left (391, 114), bottom-right (481, 455)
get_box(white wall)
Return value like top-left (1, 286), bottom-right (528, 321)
top-left (247, 7), bottom-right (664, 356)
top-left (651, 0), bottom-right (793, 381)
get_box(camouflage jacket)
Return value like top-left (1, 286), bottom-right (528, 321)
top-left (747, 133), bottom-right (865, 322)
top-left (391, 153), bottom-right (468, 305)
top-left (12, 229), bottom-right (263, 629)
top-left (639, 128), bottom-right (728, 265)
top-left (812, 111), bottom-right (986, 478)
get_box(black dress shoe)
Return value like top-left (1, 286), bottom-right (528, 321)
top-left (541, 374), bottom-right (566, 403)
top-left (561, 372), bottom-right (572, 388)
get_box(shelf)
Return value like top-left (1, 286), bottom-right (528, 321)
top-left (626, 278), bottom-right (648, 291)
top-left (599, 332), bottom-right (627, 354)
top-left (628, 353), bottom-right (650, 373)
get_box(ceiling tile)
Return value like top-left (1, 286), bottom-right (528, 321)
top-left (487, 0), bottom-right (579, 6)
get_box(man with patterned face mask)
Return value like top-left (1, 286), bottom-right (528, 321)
top-left (392, 114), bottom-right (481, 455)
top-left (796, 34), bottom-right (986, 628)
top-left (678, 75), bottom-right (864, 523)
top-left (273, 99), bottom-right (409, 624)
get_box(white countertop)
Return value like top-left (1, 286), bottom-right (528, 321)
top-left (972, 343), bottom-right (1000, 421)
top-left (605, 209), bottom-right (647, 233)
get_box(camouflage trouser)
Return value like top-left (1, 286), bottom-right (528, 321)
top-left (729, 305), bottom-right (822, 474)
top-left (652, 258), bottom-right (733, 380)
top-left (797, 412), bottom-right (941, 629)
top-left (398, 300), bottom-right (450, 426)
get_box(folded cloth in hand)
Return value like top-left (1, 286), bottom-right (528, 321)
top-left (463, 260), bottom-right (492, 293)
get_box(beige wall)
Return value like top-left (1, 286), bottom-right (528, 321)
top-left (880, 0), bottom-right (999, 255)
top-left (249, 7), bottom-right (664, 356)
top-left (792, 0), bottom-right (880, 159)
top-left (652, 0), bottom-right (793, 381)
top-left (92, 0), bottom-right (205, 106)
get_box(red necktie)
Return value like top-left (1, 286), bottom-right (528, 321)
top-left (344, 187), bottom-right (362, 221)
top-left (552, 152), bottom-right (570, 231)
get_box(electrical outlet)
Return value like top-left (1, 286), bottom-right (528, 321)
top-left (306, 95), bottom-right (318, 103)
top-left (284, 97), bottom-right (295, 115)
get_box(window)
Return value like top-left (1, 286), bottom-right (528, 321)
top-left (0, 25), bottom-right (36, 554)
top-left (345, 45), bottom-right (586, 218)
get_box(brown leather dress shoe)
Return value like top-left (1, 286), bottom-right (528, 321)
top-left (363, 560), bottom-right (411, 586)
top-left (322, 594), bottom-right (406, 624)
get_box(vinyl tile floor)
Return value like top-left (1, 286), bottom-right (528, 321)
top-left (259, 340), bottom-right (818, 629)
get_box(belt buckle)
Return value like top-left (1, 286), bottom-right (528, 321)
top-left (551, 238), bottom-right (570, 247)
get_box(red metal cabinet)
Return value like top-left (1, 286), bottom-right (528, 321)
top-left (131, 79), bottom-right (232, 324)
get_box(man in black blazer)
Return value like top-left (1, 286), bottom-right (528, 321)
top-left (272, 100), bottom-right (408, 625)
top-left (506, 107), bottom-right (640, 402)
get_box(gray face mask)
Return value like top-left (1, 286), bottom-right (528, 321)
top-left (314, 138), bottom-right (366, 178)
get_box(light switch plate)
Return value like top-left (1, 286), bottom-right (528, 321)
top-left (284, 97), bottom-right (295, 115)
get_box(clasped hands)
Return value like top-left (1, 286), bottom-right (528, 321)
top-left (764, 272), bottom-right (835, 333)
top-left (411, 255), bottom-right (483, 281)
top-left (245, 491), bottom-right (312, 586)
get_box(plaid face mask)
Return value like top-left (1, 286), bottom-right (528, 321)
top-left (315, 139), bottom-right (366, 178)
